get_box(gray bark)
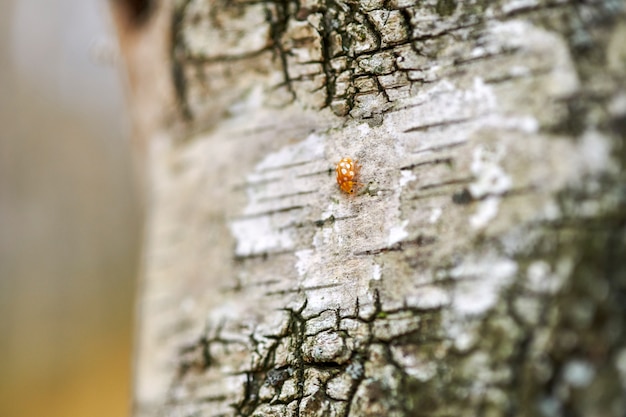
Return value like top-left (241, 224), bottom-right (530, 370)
top-left (112, 0), bottom-right (626, 416)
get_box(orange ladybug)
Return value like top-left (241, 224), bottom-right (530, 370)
top-left (336, 157), bottom-right (360, 194)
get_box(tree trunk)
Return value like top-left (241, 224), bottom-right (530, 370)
top-left (111, 1), bottom-right (626, 416)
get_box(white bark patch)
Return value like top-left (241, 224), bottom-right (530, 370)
top-left (254, 132), bottom-right (325, 171)
top-left (447, 320), bottom-right (481, 352)
top-left (563, 360), bottom-right (595, 388)
top-left (390, 345), bottom-right (438, 381)
top-left (468, 143), bottom-right (512, 229)
top-left (399, 169), bottom-right (416, 187)
top-left (502, 0), bottom-right (540, 15)
top-left (482, 113), bottom-right (539, 133)
top-left (488, 20), bottom-right (580, 97)
top-left (525, 260), bottom-right (568, 294)
top-left (429, 207), bottom-right (443, 224)
top-left (469, 145), bottom-right (512, 199)
top-left (513, 295), bottom-right (542, 326)
top-left (229, 132), bottom-right (328, 257)
top-left (405, 286), bottom-right (451, 310)
top-left (470, 197), bottom-right (501, 229)
top-left (576, 130), bottom-right (616, 178)
top-left (388, 220), bottom-right (409, 246)
top-left (295, 249), bottom-right (314, 278)
top-left (297, 252), bottom-right (381, 317)
top-left (372, 263), bottom-right (382, 281)
top-left (229, 216), bottom-right (294, 257)
top-left (295, 199), bottom-right (385, 316)
top-left (608, 91), bottom-right (626, 117)
top-left (449, 255), bottom-right (518, 317)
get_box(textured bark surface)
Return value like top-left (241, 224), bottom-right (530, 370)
top-left (114, 1), bottom-right (626, 416)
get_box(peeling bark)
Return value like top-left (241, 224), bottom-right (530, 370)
top-left (112, 1), bottom-right (626, 416)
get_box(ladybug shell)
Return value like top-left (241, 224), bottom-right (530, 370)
top-left (336, 157), bottom-right (358, 194)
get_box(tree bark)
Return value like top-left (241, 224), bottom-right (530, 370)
top-left (111, 0), bottom-right (626, 416)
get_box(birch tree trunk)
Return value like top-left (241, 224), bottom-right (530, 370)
top-left (111, 1), bottom-right (626, 416)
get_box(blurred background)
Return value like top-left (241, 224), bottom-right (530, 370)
top-left (0, 1), bottom-right (141, 416)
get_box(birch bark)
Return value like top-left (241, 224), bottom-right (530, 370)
top-left (111, 1), bottom-right (626, 416)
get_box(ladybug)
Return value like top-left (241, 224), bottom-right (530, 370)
top-left (336, 157), bottom-right (360, 194)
